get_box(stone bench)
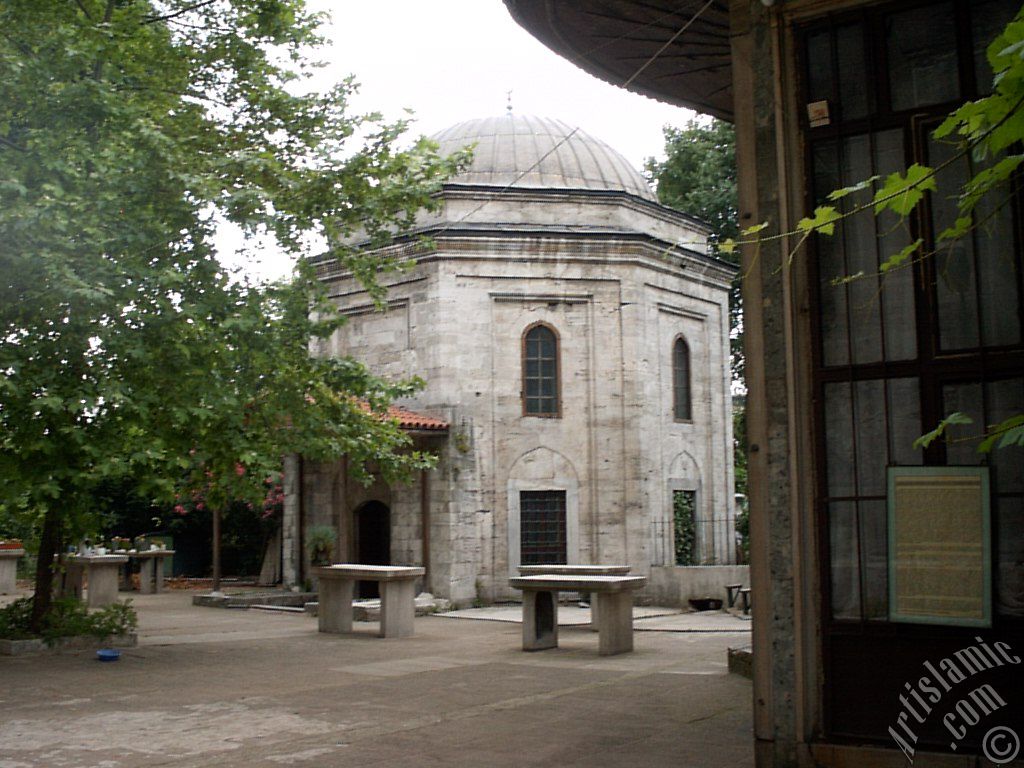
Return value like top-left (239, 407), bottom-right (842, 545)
top-left (313, 565), bottom-right (424, 638)
top-left (65, 554), bottom-right (129, 608)
top-left (131, 549), bottom-right (175, 594)
top-left (517, 564), bottom-right (631, 631)
top-left (0, 548), bottom-right (25, 595)
top-left (509, 574), bottom-right (647, 656)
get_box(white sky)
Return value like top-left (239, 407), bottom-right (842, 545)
top-left (220, 0), bottom-right (698, 280)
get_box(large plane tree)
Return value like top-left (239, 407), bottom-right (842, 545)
top-left (0, 0), bottom-right (466, 629)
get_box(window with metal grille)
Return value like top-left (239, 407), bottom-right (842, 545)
top-left (673, 337), bottom-right (692, 421)
top-left (673, 490), bottom-right (697, 565)
top-left (523, 324), bottom-right (560, 417)
top-left (801, 0), bottom-right (1023, 624)
top-left (519, 491), bottom-right (567, 565)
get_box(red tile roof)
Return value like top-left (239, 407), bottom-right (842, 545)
top-left (353, 399), bottom-right (449, 432)
top-left (385, 404), bottom-right (449, 432)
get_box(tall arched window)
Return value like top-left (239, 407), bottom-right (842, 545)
top-left (523, 324), bottom-right (560, 417)
top-left (673, 337), bottom-right (692, 421)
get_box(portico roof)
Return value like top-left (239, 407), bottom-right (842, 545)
top-left (503, 0), bottom-right (732, 121)
top-left (386, 405), bottom-right (449, 433)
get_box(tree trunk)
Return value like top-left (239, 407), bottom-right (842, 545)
top-left (30, 505), bottom-right (61, 633)
top-left (211, 505), bottom-right (221, 593)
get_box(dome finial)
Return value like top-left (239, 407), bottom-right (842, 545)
top-left (506, 89), bottom-right (513, 116)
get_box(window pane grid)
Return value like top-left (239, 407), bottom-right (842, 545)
top-left (520, 491), bottom-right (567, 565)
top-left (523, 326), bottom-right (559, 416)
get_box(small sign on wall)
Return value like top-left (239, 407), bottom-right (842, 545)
top-left (807, 100), bottom-right (831, 128)
top-left (887, 466), bottom-right (991, 627)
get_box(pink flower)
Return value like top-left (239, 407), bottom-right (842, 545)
top-left (174, 504), bottom-right (187, 515)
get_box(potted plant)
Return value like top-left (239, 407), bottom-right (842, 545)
top-left (306, 526), bottom-right (337, 567)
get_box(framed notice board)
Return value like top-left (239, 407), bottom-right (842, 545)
top-left (887, 466), bottom-right (991, 627)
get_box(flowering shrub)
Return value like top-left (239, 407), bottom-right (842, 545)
top-left (158, 470), bottom-right (284, 577)
top-left (173, 468), bottom-right (283, 521)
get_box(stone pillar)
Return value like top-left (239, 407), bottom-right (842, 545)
top-left (282, 454), bottom-right (301, 588)
top-left (731, 2), bottom-right (821, 765)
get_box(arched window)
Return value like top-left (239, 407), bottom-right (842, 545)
top-left (523, 324), bottom-right (559, 417)
top-left (673, 337), bottom-right (692, 421)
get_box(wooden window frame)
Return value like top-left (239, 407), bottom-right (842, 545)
top-left (521, 322), bottom-right (562, 418)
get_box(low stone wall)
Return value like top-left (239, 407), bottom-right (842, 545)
top-left (0, 633), bottom-right (137, 656)
top-left (192, 590), bottom-right (317, 608)
top-left (647, 565), bottom-right (750, 608)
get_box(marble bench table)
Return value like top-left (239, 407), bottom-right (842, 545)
top-left (0, 548), bottom-right (25, 595)
top-left (65, 554), bottom-right (130, 608)
top-left (313, 565), bottom-right (425, 638)
top-left (509, 574), bottom-right (647, 656)
top-left (517, 564), bottom-right (631, 630)
top-left (131, 549), bottom-right (175, 594)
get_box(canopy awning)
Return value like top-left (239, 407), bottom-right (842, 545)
top-left (503, 0), bottom-right (732, 121)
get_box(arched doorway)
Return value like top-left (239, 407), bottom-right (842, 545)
top-left (354, 500), bottom-right (390, 598)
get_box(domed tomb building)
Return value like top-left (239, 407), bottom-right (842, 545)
top-left (289, 115), bottom-right (738, 604)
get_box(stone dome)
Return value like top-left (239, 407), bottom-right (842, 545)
top-left (431, 115), bottom-right (657, 203)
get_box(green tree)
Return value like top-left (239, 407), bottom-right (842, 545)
top-left (645, 119), bottom-right (747, 552)
top-left (644, 119), bottom-right (742, 383)
top-left (0, 0), bottom-right (467, 629)
top-left (645, 120), bottom-right (738, 244)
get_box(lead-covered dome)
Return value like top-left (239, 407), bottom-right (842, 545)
top-left (431, 115), bottom-right (657, 203)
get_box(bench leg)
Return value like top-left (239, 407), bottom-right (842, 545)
top-left (596, 591), bottom-right (634, 656)
top-left (61, 562), bottom-right (85, 600)
top-left (318, 578), bottom-right (354, 634)
top-left (119, 562), bottom-right (132, 591)
top-left (154, 560), bottom-right (165, 593)
top-left (589, 593), bottom-right (601, 632)
top-left (522, 590), bottom-right (558, 651)
top-left (86, 565), bottom-right (120, 609)
top-left (380, 579), bottom-right (416, 638)
top-left (139, 559), bottom-right (156, 594)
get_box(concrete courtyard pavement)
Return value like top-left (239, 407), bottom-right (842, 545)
top-left (0, 591), bottom-right (753, 768)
